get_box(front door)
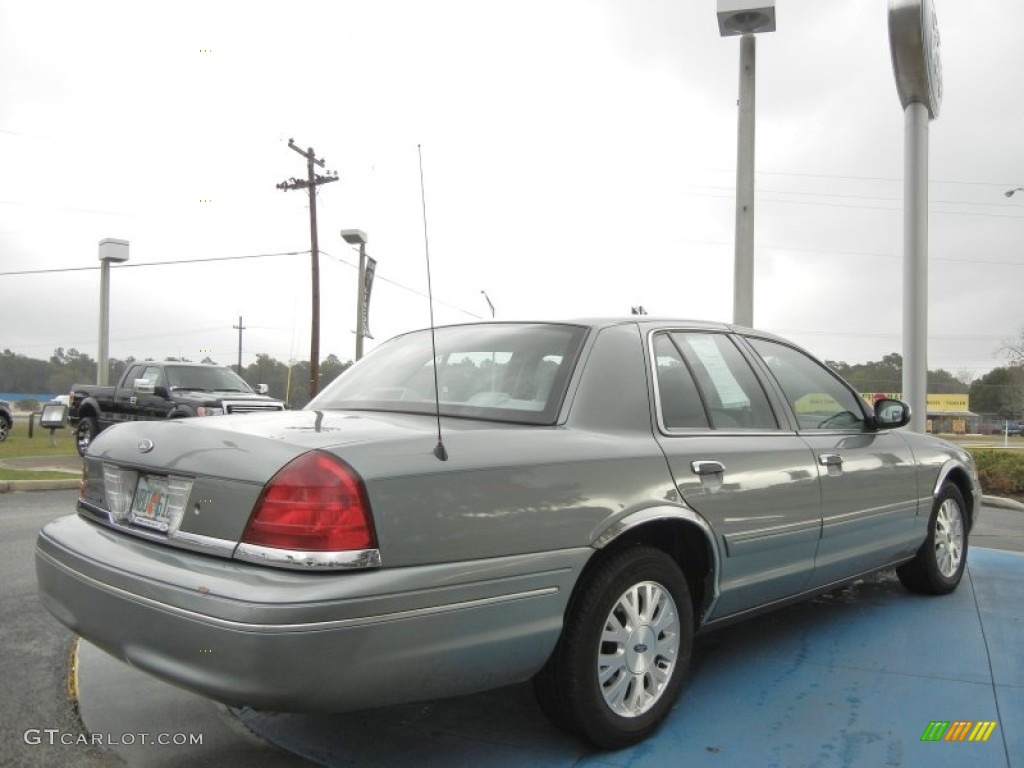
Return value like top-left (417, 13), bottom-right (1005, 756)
top-left (744, 338), bottom-right (921, 588)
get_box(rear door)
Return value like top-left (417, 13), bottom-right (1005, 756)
top-left (650, 330), bottom-right (823, 617)
top-left (743, 337), bottom-right (921, 587)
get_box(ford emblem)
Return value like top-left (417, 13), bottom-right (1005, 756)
top-left (138, 439), bottom-right (154, 453)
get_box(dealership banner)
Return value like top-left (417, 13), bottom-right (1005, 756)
top-left (362, 256), bottom-right (376, 340)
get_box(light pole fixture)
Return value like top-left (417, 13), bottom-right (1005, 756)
top-left (1006, 187), bottom-right (1024, 198)
top-left (717, 1), bottom-right (775, 328)
top-left (97, 238), bottom-right (129, 386)
top-left (341, 229), bottom-right (370, 361)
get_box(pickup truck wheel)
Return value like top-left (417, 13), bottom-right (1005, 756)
top-left (0, 417), bottom-right (10, 442)
top-left (533, 545), bottom-right (692, 749)
top-left (75, 417), bottom-right (98, 457)
top-left (897, 484), bottom-right (968, 595)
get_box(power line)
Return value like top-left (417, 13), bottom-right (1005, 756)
top-left (676, 187), bottom-right (1024, 219)
top-left (323, 249), bottom-right (483, 319)
top-left (0, 250), bottom-right (307, 277)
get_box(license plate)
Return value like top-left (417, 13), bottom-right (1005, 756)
top-left (130, 475), bottom-right (174, 532)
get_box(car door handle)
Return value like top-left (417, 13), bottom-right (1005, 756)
top-left (691, 460), bottom-right (726, 476)
top-left (818, 453), bottom-right (843, 467)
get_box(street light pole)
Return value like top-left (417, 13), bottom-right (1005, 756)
top-left (717, 2), bottom-right (776, 328)
top-left (734, 32), bottom-right (756, 328)
top-left (341, 229), bottom-right (369, 361)
top-left (97, 239), bottom-right (129, 386)
top-left (481, 290), bottom-right (495, 318)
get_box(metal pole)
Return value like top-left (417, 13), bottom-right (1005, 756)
top-left (733, 33), bottom-right (756, 328)
top-left (234, 315), bottom-right (244, 373)
top-left (307, 151), bottom-right (321, 397)
top-left (355, 242), bottom-right (366, 361)
top-left (98, 259), bottom-right (110, 386)
top-left (902, 101), bottom-right (929, 433)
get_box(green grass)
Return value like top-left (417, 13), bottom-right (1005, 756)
top-left (0, 422), bottom-right (78, 458)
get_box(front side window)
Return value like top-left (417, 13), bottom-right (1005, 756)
top-left (748, 338), bottom-right (866, 431)
top-left (139, 366), bottom-right (164, 388)
top-left (309, 323), bottom-right (588, 425)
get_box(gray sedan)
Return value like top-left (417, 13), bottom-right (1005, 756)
top-left (35, 319), bottom-right (980, 749)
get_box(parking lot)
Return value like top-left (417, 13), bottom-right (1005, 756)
top-left (71, 544), bottom-right (1022, 767)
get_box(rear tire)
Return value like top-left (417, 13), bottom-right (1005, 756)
top-left (533, 545), bottom-right (692, 749)
top-left (897, 483), bottom-right (968, 595)
top-left (0, 416), bottom-right (10, 442)
top-left (75, 417), bottom-right (98, 457)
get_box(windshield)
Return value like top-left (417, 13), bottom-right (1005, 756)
top-left (165, 366), bottom-right (255, 393)
top-left (308, 323), bottom-right (588, 425)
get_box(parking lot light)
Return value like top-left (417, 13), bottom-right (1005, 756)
top-left (97, 239), bottom-right (129, 386)
top-left (341, 229), bottom-right (369, 361)
top-left (717, 1), bottom-right (776, 328)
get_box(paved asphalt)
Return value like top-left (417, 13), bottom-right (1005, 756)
top-left (4, 488), bottom-right (1024, 767)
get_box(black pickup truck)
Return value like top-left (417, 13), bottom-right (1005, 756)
top-left (70, 362), bottom-right (286, 456)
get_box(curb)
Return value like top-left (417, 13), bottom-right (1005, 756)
top-left (982, 494), bottom-right (1024, 512)
top-left (0, 478), bottom-right (80, 493)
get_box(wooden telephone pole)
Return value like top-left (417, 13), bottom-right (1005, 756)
top-left (276, 139), bottom-right (338, 398)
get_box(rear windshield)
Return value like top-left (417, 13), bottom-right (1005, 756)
top-left (308, 323), bottom-right (588, 425)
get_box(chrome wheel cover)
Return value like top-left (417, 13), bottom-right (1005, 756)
top-left (598, 580), bottom-right (680, 718)
top-left (934, 498), bottom-right (965, 578)
top-left (76, 424), bottom-right (92, 455)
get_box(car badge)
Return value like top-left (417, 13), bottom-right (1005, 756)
top-left (138, 439), bottom-right (155, 453)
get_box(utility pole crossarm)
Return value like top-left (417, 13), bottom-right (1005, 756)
top-left (288, 138), bottom-right (326, 168)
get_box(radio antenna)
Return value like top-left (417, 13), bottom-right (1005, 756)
top-left (418, 144), bottom-right (448, 461)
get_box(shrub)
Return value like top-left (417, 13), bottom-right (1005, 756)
top-left (970, 449), bottom-right (1024, 497)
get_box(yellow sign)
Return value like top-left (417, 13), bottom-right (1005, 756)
top-left (859, 393), bottom-right (970, 413)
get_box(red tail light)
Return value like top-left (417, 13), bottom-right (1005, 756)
top-left (242, 451), bottom-right (376, 552)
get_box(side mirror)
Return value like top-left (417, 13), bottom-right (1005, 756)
top-left (874, 398), bottom-right (910, 429)
top-left (256, 383), bottom-right (269, 395)
top-left (133, 379), bottom-right (155, 395)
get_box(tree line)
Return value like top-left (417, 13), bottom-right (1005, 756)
top-left (0, 347), bottom-right (352, 410)
top-left (3, 346), bottom-right (1024, 417)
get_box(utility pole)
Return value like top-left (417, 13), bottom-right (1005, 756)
top-left (276, 138), bottom-right (339, 398)
top-left (232, 316), bottom-right (245, 374)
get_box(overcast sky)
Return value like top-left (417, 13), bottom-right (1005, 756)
top-left (2, 0), bottom-right (1022, 383)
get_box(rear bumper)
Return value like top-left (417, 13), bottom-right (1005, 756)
top-left (36, 514), bottom-right (589, 711)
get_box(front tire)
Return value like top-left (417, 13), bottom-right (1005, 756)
top-left (533, 545), bottom-right (693, 749)
top-left (75, 417), bottom-right (98, 457)
top-left (897, 483), bottom-right (968, 595)
top-left (0, 417), bottom-right (10, 442)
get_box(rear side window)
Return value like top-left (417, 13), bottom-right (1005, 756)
top-left (654, 335), bottom-right (709, 429)
top-left (653, 332), bottom-right (777, 431)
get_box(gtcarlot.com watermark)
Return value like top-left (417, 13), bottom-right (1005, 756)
top-left (24, 729), bottom-right (203, 747)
